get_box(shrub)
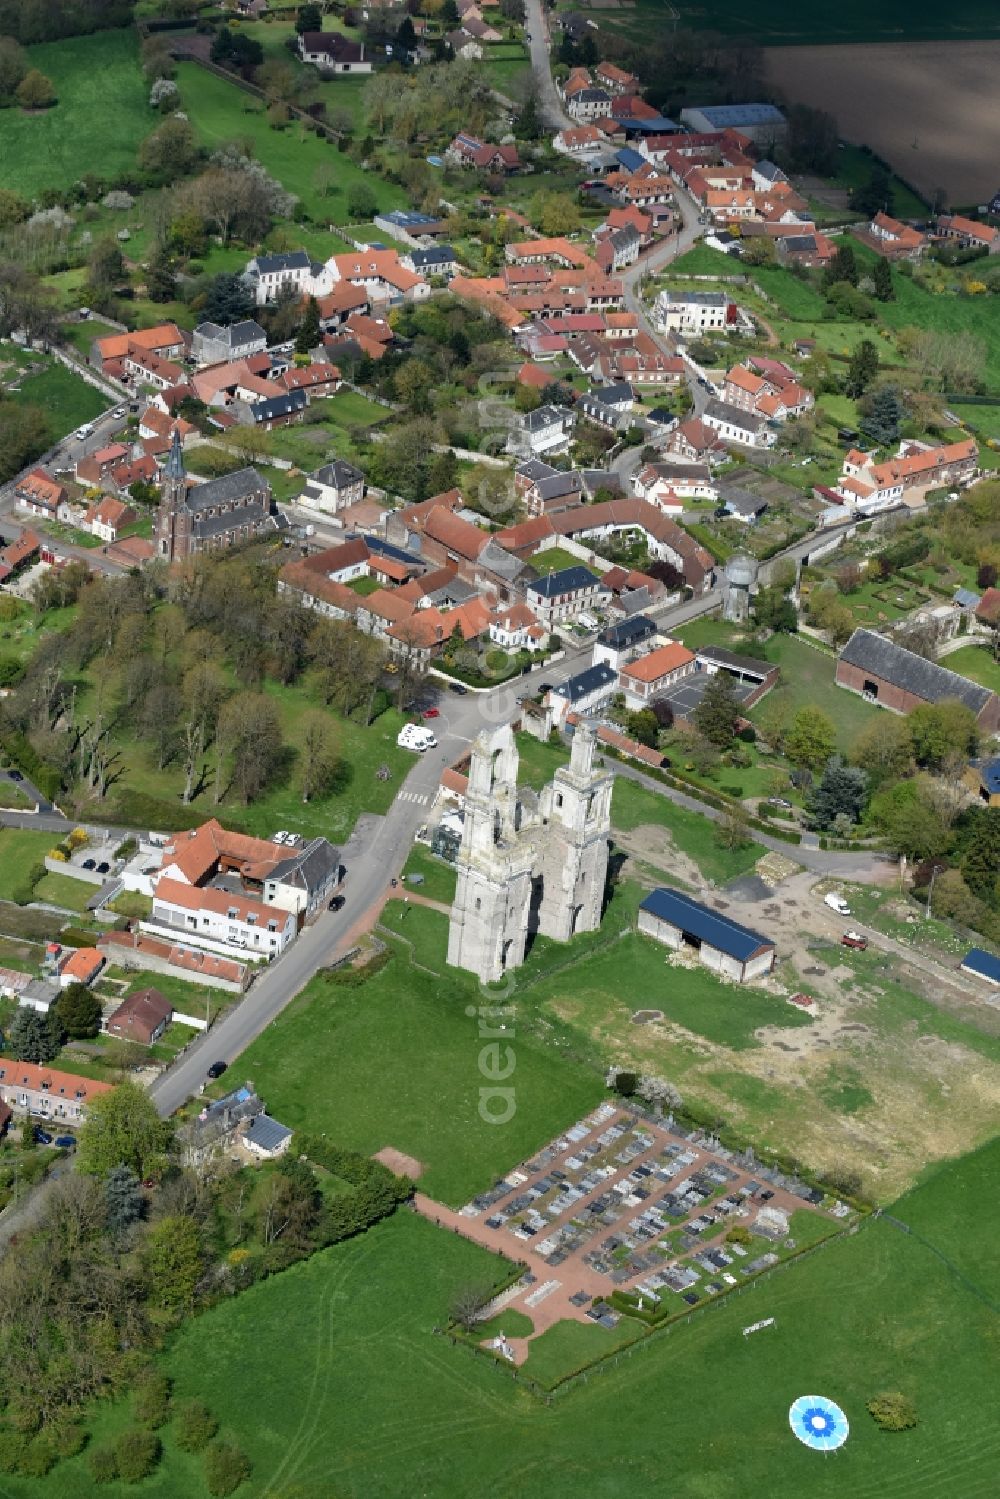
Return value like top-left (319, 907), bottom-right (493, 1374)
top-left (51, 1422), bottom-right (87, 1459)
top-left (133, 1372), bottom-right (171, 1428)
top-left (867, 1391), bottom-right (917, 1431)
top-left (725, 1224), bottom-right (752, 1246)
top-left (204, 1439), bottom-right (252, 1496)
top-left (174, 1399), bottom-right (219, 1454)
top-left (46, 847), bottom-right (67, 862)
top-left (114, 1428), bottom-right (161, 1483)
top-left (88, 1445), bottom-right (119, 1482)
top-left (18, 1436), bottom-right (58, 1477)
top-left (68, 827), bottom-right (89, 848)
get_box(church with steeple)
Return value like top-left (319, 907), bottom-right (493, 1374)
top-left (155, 428), bottom-right (284, 564)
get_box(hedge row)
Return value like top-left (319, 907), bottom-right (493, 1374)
top-left (293, 1134), bottom-right (413, 1245)
top-left (0, 731), bottom-right (61, 803)
top-left (600, 747), bottom-right (802, 846)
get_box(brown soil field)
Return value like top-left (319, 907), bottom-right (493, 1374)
top-left (765, 41), bottom-right (1000, 204)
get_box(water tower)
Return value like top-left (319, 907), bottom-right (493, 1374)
top-left (722, 553), bottom-right (759, 623)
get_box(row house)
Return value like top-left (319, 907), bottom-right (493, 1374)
top-left (702, 398), bottom-right (776, 450)
top-left (0, 1059), bottom-right (112, 1122)
top-left (838, 437), bottom-right (978, 511)
top-left (150, 878), bottom-right (297, 958)
top-left (594, 223), bottom-right (641, 271)
top-left (526, 565), bottom-right (612, 626)
top-left (15, 468), bottom-right (66, 521)
top-left (500, 498), bottom-right (715, 593)
top-left (633, 461), bottom-right (716, 510)
top-left (936, 214), bottom-right (1000, 254)
top-left (90, 323), bottom-right (186, 376)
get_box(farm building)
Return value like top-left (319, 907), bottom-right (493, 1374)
top-left (638, 887), bottom-right (776, 983)
top-left (835, 629), bottom-right (1000, 732)
top-left (960, 949), bottom-right (1000, 986)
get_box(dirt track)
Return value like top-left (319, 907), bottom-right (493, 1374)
top-left (765, 41), bottom-right (1000, 204)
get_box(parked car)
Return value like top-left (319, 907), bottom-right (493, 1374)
top-left (33, 1128), bottom-right (53, 1145)
top-left (8, 770), bottom-right (22, 782)
top-left (767, 797), bottom-right (793, 810)
top-left (824, 893), bottom-right (851, 916)
top-left (96, 862), bottom-right (110, 875)
top-left (841, 931), bottom-right (868, 951)
top-left (328, 894), bottom-right (345, 912)
top-left (54, 1135), bottom-right (75, 1149)
top-left (206, 1061), bottom-right (227, 1079)
top-left (82, 858), bottom-right (96, 870)
top-left (273, 831), bottom-right (289, 845)
top-left (448, 681), bottom-right (468, 695)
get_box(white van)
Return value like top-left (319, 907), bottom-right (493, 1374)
top-left (824, 892), bottom-right (851, 916)
top-left (74, 423), bottom-right (94, 440)
top-left (397, 724), bottom-right (437, 753)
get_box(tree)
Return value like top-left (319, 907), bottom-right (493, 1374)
top-left (806, 756), bottom-right (869, 830)
top-left (845, 339), bottom-right (879, 398)
top-left (716, 805), bottom-right (753, 850)
top-left (201, 271), bottom-right (256, 326)
top-left (15, 68), bottom-right (54, 108)
top-left (54, 981), bottom-right (101, 1040)
top-left (883, 792), bottom-right (949, 863)
top-left (145, 1214), bottom-right (202, 1310)
top-left (174, 1401), bottom-right (219, 1454)
top-left (851, 715), bottom-right (913, 781)
top-left (295, 3), bottom-right (322, 32)
top-left (860, 384), bottom-right (906, 446)
top-left (754, 585), bottom-right (797, 633)
top-left (692, 670), bottom-right (741, 748)
top-left (295, 295), bottom-right (321, 356)
top-left (909, 699), bottom-right (978, 768)
top-left (450, 1284), bottom-right (488, 1331)
top-left (961, 807), bottom-right (1000, 902)
top-left (145, 245), bottom-right (178, 304)
top-left (529, 190), bottom-right (580, 236)
top-left (346, 180), bottom-right (377, 220)
top-left (298, 709), bottom-right (338, 801)
top-left (0, 36), bottom-right (28, 99)
top-left (822, 242), bottom-right (858, 290)
top-left (114, 1429), bottom-right (161, 1483)
top-left (87, 237), bottom-right (125, 298)
top-left (867, 1392), bottom-right (917, 1432)
top-left (204, 1440), bottom-right (252, 1497)
top-left (850, 166), bottom-right (893, 218)
top-left (784, 102), bottom-right (839, 174)
top-left (139, 116), bottom-right (198, 181)
top-left (215, 692), bottom-right (285, 803)
top-left (624, 708), bottom-right (660, 748)
top-left (8, 1005), bottom-right (61, 1064)
top-left (0, 186), bottom-right (29, 227)
top-left (104, 1164), bottom-right (145, 1239)
top-left (786, 706), bottom-right (836, 771)
top-left (872, 255), bottom-right (894, 302)
top-left (78, 1080), bottom-right (173, 1179)
top-left (210, 27), bottom-right (264, 70)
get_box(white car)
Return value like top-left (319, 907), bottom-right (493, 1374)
top-left (273, 831), bottom-right (289, 845)
top-left (74, 424), bottom-right (93, 440)
top-left (824, 893), bottom-right (850, 916)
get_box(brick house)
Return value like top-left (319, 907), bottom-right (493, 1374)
top-left (106, 987), bottom-right (173, 1046)
top-left (836, 628), bottom-right (1000, 732)
top-left (0, 1059), bottom-right (113, 1122)
top-left (619, 640), bottom-right (695, 707)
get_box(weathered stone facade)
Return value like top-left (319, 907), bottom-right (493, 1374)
top-left (447, 722), bottom-right (612, 983)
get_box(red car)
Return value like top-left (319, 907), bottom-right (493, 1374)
top-left (841, 931), bottom-right (868, 951)
top-left (423, 707), bottom-right (440, 719)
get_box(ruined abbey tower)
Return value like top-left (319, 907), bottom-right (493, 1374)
top-left (446, 722), bottom-right (612, 984)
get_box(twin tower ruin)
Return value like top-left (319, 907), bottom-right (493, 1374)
top-left (447, 722), bottom-right (613, 984)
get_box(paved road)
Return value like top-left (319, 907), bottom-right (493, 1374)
top-left (524, 0), bottom-right (572, 131)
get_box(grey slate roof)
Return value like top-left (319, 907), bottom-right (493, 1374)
top-left (408, 246), bottom-right (456, 269)
top-left (705, 399), bottom-right (766, 434)
top-left (598, 614), bottom-right (656, 649)
top-left (721, 486), bottom-right (768, 516)
top-left (516, 458), bottom-right (557, 483)
top-left (553, 661), bottom-right (617, 702)
top-left (314, 459), bottom-right (364, 488)
top-left (529, 565), bottom-right (603, 599)
top-left (186, 467), bottom-right (269, 513)
top-left (641, 886), bottom-right (774, 961)
top-left (537, 471), bottom-right (583, 501)
top-left (252, 390), bottom-right (307, 422)
top-left (271, 837), bottom-right (341, 896)
top-left (244, 1114), bottom-right (293, 1153)
top-left (524, 403), bottom-right (574, 433)
top-left (839, 628), bottom-right (994, 713)
top-left (697, 645), bottom-right (772, 679)
top-left (252, 250), bottom-right (311, 275)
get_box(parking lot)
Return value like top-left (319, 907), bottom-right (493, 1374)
top-left (417, 1103), bottom-right (846, 1360)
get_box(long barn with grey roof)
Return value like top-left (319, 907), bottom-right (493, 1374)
top-left (835, 628), bottom-right (1000, 732)
top-left (639, 887), bottom-right (776, 983)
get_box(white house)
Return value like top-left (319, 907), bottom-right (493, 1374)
top-left (514, 402), bottom-right (576, 457)
top-left (150, 879), bottom-right (296, 959)
top-left (299, 459), bottom-right (365, 515)
top-left (526, 565), bottom-right (611, 625)
top-left (654, 289), bottom-right (733, 334)
top-left (297, 31), bottom-right (372, 74)
top-left (702, 398), bottom-right (775, 450)
top-left (488, 603), bottom-right (548, 652)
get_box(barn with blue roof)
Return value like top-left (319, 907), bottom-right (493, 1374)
top-left (960, 948), bottom-right (1000, 987)
top-left (638, 887), bottom-right (776, 982)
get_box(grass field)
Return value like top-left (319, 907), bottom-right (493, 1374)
top-left (941, 644), bottom-right (1000, 693)
top-left (610, 777), bottom-right (763, 884)
top-left (6, 360), bottom-right (108, 433)
top-left (0, 830), bottom-right (56, 902)
top-left (0, 30), bottom-right (148, 196)
top-left (17, 1139), bottom-right (1000, 1498)
top-left (225, 915), bottom-right (604, 1204)
top-left (746, 634), bottom-right (881, 751)
top-left (175, 63), bottom-right (406, 221)
top-left (31, 871), bottom-right (94, 914)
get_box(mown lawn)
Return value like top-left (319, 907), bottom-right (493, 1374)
top-left (175, 63), bottom-right (406, 220)
top-left (0, 30), bottom-right (149, 196)
top-left (942, 644), bottom-right (1000, 694)
top-left (31, 871), bottom-right (94, 913)
top-left (6, 359), bottom-right (108, 432)
top-left (609, 777), bottom-right (763, 884)
top-left (226, 917), bottom-right (604, 1205)
top-left (20, 1143), bottom-right (1000, 1498)
top-left (529, 547), bottom-right (600, 578)
top-left (746, 633), bottom-right (881, 751)
top-left (0, 830), bottom-right (57, 902)
top-left (400, 844), bottom-right (458, 904)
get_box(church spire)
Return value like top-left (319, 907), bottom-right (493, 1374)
top-left (165, 425), bottom-right (185, 482)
